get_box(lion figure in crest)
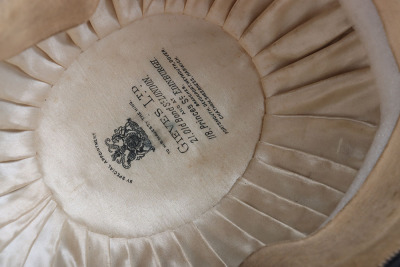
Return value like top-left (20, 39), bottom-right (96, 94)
top-left (105, 118), bottom-right (155, 169)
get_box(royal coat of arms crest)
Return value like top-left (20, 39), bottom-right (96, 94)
top-left (105, 118), bottom-right (155, 169)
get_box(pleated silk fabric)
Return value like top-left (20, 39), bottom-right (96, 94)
top-left (0, 0), bottom-right (380, 266)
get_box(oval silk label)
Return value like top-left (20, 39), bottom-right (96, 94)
top-left (39, 14), bottom-right (264, 237)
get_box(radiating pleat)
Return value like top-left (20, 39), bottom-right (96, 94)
top-left (223, 0), bottom-right (274, 40)
top-left (143, 0), bottom-right (165, 15)
top-left (90, 0), bottom-right (121, 38)
top-left (87, 231), bottom-right (110, 267)
top-left (53, 221), bottom-right (88, 267)
top-left (184, 0), bottom-right (214, 18)
top-left (0, 180), bottom-right (50, 226)
top-left (194, 210), bottom-right (263, 266)
top-left (261, 31), bottom-right (369, 97)
top-left (6, 47), bottom-right (64, 85)
top-left (218, 197), bottom-right (305, 244)
top-left (244, 159), bottom-right (343, 215)
top-left (150, 232), bottom-right (191, 266)
top-left (0, 200), bottom-right (56, 267)
top-left (165, 0), bottom-right (186, 13)
top-left (110, 238), bottom-right (130, 267)
top-left (261, 115), bottom-right (377, 169)
top-left (0, 196), bottom-right (51, 251)
top-left (0, 100), bottom-right (40, 131)
top-left (24, 208), bottom-right (67, 267)
top-left (267, 68), bottom-right (380, 125)
top-left (240, 0), bottom-right (337, 56)
top-left (0, 157), bottom-right (41, 196)
top-left (253, 4), bottom-right (352, 76)
top-left (0, 62), bottom-right (50, 107)
top-left (206, 0), bottom-right (237, 26)
top-left (143, 0), bottom-right (152, 12)
top-left (0, 1), bottom-right (384, 265)
top-left (255, 142), bottom-right (357, 193)
top-left (174, 223), bottom-right (225, 266)
top-left (67, 23), bottom-right (99, 51)
top-left (0, 131), bottom-right (36, 162)
top-left (112, 0), bottom-right (143, 26)
top-left (126, 238), bottom-right (160, 266)
top-left (230, 179), bottom-right (327, 234)
top-left (37, 32), bottom-right (81, 68)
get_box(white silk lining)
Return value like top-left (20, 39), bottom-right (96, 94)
top-left (0, 0), bottom-right (394, 266)
top-left (326, 0), bottom-right (400, 224)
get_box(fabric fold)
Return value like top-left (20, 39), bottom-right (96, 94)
top-left (194, 209), bottom-right (263, 266)
top-left (142, 0), bottom-right (152, 13)
top-left (86, 231), bottom-right (111, 267)
top-left (223, 0), bottom-right (274, 40)
top-left (150, 232), bottom-right (191, 266)
top-left (126, 238), bottom-right (160, 266)
top-left (261, 115), bottom-right (377, 169)
top-left (0, 157), bottom-right (42, 197)
top-left (254, 142), bottom-right (357, 192)
top-left (0, 200), bottom-right (56, 267)
top-left (24, 208), bottom-right (67, 267)
top-left (0, 62), bottom-right (50, 107)
top-left (0, 0), bottom-right (384, 265)
top-left (6, 47), bottom-right (64, 85)
top-left (110, 238), bottom-right (130, 267)
top-left (266, 68), bottom-right (380, 125)
top-left (174, 223), bottom-right (225, 266)
top-left (217, 196), bottom-right (305, 244)
top-left (37, 32), bottom-right (82, 68)
top-left (165, 0), bottom-right (186, 13)
top-left (230, 179), bottom-right (327, 234)
top-left (112, 0), bottom-right (143, 26)
top-left (90, 0), bottom-right (121, 38)
top-left (53, 220), bottom-right (88, 267)
top-left (206, 0), bottom-right (237, 26)
top-left (261, 31), bottom-right (369, 97)
top-left (240, 0), bottom-right (337, 56)
top-left (253, 4), bottom-right (352, 76)
top-left (0, 179), bottom-right (50, 227)
top-left (244, 159), bottom-right (343, 215)
top-left (0, 131), bottom-right (36, 162)
top-left (143, 0), bottom-right (165, 15)
top-left (0, 197), bottom-right (52, 251)
top-left (66, 23), bottom-right (99, 51)
top-left (0, 100), bottom-right (40, 131)
top-left (184, 0), bottom-right (214, 18)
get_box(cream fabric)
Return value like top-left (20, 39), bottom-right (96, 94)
top-left (112, 0), bottom-right (143, 26)
top-left (261, 31), bottom-right (369, 96)
top-left (66, 23), bottom-right (99, 51)
top-left (253, 4), bottom-right (352, 76)
top-left (165, 0), bottom-right (186, 14)
top-left (0, 0), bottom-right (384, 266)
top-left (143, 0), bottom-right (165, 15)
top-left (223, 0), bottom-right (275, 39)
top-left (184, 0), bottom-right (214, 18)
top-left (37, 14), bottom-right (264, 237)
top-left (0, 62), bottom-right (50, 106)
top-left (239, 0), bottom-right (337, 57)
top-left (254, 142), bottom-right (357, 192)
top-left (205, 0), bottom-right (236, 26)
top-left (89, 0), bottom-right (121, 38)
top-left (327, 0), bottom-right (400, 222)
top-left (6, 47), bottom-right (65, 85)
top-left (37, 32), bottom-right (82, 68)
top-left (266, 68), bottom-right (380, 125)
